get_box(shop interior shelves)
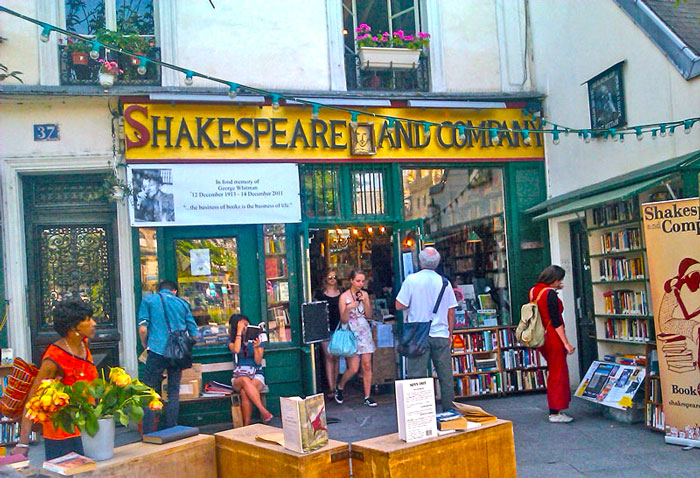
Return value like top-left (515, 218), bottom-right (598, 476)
top-left (645, 342), bottom-right (664, 432)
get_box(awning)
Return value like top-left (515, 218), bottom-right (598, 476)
top-left (532, 175), bottom-right (674, 222)
top-left (527, 150), bottom-right (700, 214)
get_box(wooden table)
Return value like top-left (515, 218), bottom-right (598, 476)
top-left (215, 423), bottom-right (350, 478)
top-left (350, 419), bottom-right (516, 478)
top-left (36, 434), bottom-right (216, 478)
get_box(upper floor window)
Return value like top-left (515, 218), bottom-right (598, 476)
top-left (59, 1), bottom-right (160, 86)
top-left (342, 0), bottom-right (428, 91)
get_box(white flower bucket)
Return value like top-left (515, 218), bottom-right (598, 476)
top-left (98, 72), bottom-right (115, 88)
top-left (358, 47), bottom-right (421, 70)
top-left (81, 417), bottom-right (115, 461)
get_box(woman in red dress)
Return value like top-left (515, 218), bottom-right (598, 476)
top-left (12, 298), bottom-right (98, 459)
top-left (532, 265), bottom-right (576, 423)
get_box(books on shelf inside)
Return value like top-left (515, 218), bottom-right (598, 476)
top-left (502, 368), bottom-right (548, 393)
top-left (601, 317), bottom-right (649, 342)
top-left (599, 228), bottom-right (642, 253)
top-left (501, 348), bottom-right (545, 370)
top-left (590, 199), bottom-right (638, 226)
top-left (602, 289), bottom-right (648, 315)
top-left (646, 402), bottom-right (665, 430)
top-left (598, 257), bottom-right (645, 281)
top-left (455, 372), bottom-right (502, 397)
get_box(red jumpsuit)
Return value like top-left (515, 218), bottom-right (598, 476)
top-left (532, 282), bottom-right (570, 411)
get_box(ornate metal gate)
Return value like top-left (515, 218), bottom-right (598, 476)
top-left (24, 175), bottom-right (121, 369)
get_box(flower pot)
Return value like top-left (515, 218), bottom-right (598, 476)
top-left (81, 417), bottom-right (115, 461)
top-left (71, 51), bottom-right (89, 66)
top-left (358, 47), bottom-right (421, 71)
top-left (98, 72), bottom-right (116, 88)
top-left (130, 53), bottom-right (144, 66)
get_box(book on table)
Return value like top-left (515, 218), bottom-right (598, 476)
top-left (451, 402), bottom-right (498, 423)
top-left (435, 409), bottom-right (482, 432)
top-left (279, 393), bottom-right (328, 453)
top-left (0, 453), bottom-right (29, 469)
top-left (142, 425), bottom-right (199, 444)
top-left (42, 452), bottom-right (96, 476)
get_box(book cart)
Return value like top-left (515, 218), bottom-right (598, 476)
top-left (0, 364), bottom-right (38, 447)
top-left (585, 194), bottom-right (660, 424)
top-left (450, 326), bottom-right (548, 399)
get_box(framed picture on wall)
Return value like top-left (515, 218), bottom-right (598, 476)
top-left (587, 62), bottom-right (626, 131)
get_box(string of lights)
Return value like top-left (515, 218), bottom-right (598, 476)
top-left (2, 5), bottom-right (699, 144)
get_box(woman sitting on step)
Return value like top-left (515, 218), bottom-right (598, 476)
top-left (228, 314), bottom-right (273, 425)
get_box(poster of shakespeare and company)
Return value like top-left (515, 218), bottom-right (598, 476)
top-left (643, 197), bottom-right (700, 447)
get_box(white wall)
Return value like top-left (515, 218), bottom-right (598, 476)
top-left (529, 0), bottom-right (700, 198)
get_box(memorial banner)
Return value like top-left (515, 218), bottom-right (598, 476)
top-left (642, 197), bottom-right (700, 447)
top-left (127, 163), bottom-right (301, 226)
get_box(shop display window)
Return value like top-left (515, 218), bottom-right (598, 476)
top-left (264, 224), bottom-right (291, 343)
top-left (301, 166), bottom-right (340, 219)
top-left (138, 228), bottom-right (158, 296)
top-left (172, 238), bottom-right (241, 347)
top-left (351, 169), bottom-right (386, 216)
top-left (402, 167), bottom-right (511, 326)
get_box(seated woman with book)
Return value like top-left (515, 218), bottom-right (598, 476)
top-left (13, 298), bottom-right (98, 460)
top-left (228, 314), bottom-right (273, 425)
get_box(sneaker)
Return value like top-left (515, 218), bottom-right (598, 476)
top-left (334, 388), bottom-right (344, 404)
top-left (363, 397), bottom-right (378, 407)
top-left (548, 413), bottom-right (574, 423)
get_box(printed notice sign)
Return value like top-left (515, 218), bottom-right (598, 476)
top-left (395, 378), bottom-right (437, 442)
top-left (127, 163), bottom-right (301, 226)
top-left (190, 249), bottom-right (211, 276)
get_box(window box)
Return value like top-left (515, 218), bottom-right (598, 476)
top-left (358, 47), bottom-right (421, 71)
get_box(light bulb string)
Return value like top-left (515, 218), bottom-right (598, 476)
top-left (2, 5), bottom-right (699, 142)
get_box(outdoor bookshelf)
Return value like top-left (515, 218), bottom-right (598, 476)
top-left (645, 341), bottom-right (664, 432)
top-left (0, 365), bottom-right (38, 446)
top-left (449, 326), bottom-right (547, 400)
top-left (586, 196), bottom-right (653, 357)
top-left (263, 224), bottom-right (291, 343)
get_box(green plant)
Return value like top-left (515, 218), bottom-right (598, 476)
top-left (65, 38), bottom-right (92, 53)
top-left (355, 24), bottom-right (430, 50)
top-left (26, 368), bottom-right (162, 437)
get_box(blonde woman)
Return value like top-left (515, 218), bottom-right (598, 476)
top-left (335, 270), bottom-right (377, 407)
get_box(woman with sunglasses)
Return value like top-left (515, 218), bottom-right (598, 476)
top-left (314, 269), bottom-right (342, 398)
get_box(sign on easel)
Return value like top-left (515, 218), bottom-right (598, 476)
top-left (574, 361), bottom-right (645, 409)
top-left (643, 197), bottom-right (700, 448)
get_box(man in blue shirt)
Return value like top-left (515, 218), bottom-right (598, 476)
top-left (138, 280), bottom-right (199, 433)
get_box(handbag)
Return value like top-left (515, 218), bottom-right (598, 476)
top-left (159, 293), bottom-right (196, 370)
top-left (397, 276), bottom-right (449, 358)
top-left (0, 357), bottom-right (38, 419)
top-left (327, 322), bottom-right (358, 357)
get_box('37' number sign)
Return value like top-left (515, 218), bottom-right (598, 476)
top-left (33, 124), bottom-right (60, 141)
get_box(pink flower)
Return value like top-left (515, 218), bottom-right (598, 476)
top-left (372, 36), bottom-right (378, 41)
top-left (405, 34), bottom-right (414, 41)
top-left (357, 23), bottom-right (371, 32)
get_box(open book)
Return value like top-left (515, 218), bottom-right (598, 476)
top-left (280, 394), bottom-right (328, 453)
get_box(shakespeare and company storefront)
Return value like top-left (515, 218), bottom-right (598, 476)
top-left (122, 99), bottom-right (550, 423)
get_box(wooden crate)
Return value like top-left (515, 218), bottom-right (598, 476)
top-left (350, 419), bottom-right (515, 478)
top-left (39, 434), bottom-right (216, 478)
top-left (215, 424), bottom-right (350, 478)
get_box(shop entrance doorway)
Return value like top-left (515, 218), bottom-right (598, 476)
top-left (308, 226), bottom-right (395, 394)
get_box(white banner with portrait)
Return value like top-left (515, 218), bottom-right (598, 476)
top-left (127, 163), bottom-right (301, 226)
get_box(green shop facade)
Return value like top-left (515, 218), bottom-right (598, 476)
top-left (122, 98), bottom-right (550, 424)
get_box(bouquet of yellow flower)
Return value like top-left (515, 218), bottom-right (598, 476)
top-left (25, 367), bottom-right (162, 437)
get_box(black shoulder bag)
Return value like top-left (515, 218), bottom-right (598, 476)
top-left (397, 276), bottom-right (449, 358)
top-left (159, 293), bottom-right (196, 370)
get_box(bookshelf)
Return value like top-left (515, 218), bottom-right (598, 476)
top-left (435, 213), bottom-right (510, 326)
top-left (645, 342), bottom-right (664, 432)
top-left (586, 196), bottom-right (654, 359)
top-left (263, 224), bottom-right (291, 343)
top-left (449, 326), bottom-right (547, 399)
top-left (0, 365), bottom-right (38, 446)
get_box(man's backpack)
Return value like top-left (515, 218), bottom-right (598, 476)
top-left (515, 288), bottom-right (551, 348)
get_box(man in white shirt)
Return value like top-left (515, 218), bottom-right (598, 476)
top-left (395, 247), bottom-right (458, 411)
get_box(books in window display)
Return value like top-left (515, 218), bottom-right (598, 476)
top-left (42, 452), bottom-right (96, 476)
top-left (143, 425), bottom-right (199, 444)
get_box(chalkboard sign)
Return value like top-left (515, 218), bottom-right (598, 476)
top-left (302, 301), bottom-right (330, 344)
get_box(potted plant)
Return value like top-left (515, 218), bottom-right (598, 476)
top-left (25, 367), bottom-right (162, 460)
top-left (120, 33), bottom-right (151, 66)
top-left (97, 58), bottom-right (123, 88)
top-left (65, 39), bottom-right (92, 66)
top-left (355, 24), bottom-right (430, 70)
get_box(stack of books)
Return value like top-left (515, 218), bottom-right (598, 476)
top-left (436, 409), bottom-right (481, 435)
top-left (202, 381), bottom-right (233, 396)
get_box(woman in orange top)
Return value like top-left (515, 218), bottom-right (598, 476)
top-left (12, 298), bottom-right (97, 460)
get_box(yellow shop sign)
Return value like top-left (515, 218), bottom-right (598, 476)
top-left (123, 103), bottom-right (544, 162)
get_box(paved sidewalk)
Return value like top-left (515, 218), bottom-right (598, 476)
top-left (24, 384), bottom-right (700, 477)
